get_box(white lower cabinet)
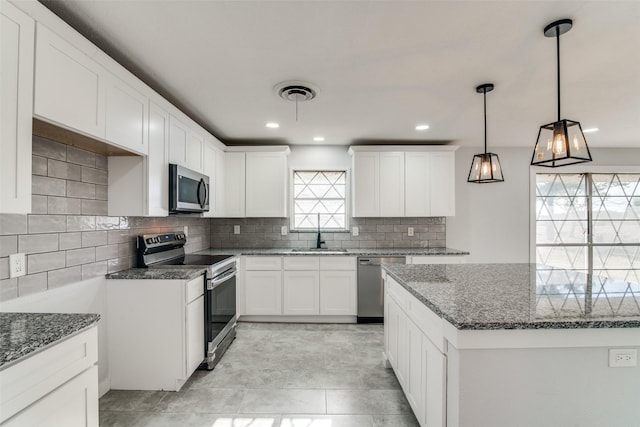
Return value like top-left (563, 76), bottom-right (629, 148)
top-left (245, 270), bottom-right (283, 315)
top-left (107, 275), bottom-right (205, 391)
top-left (0, 327), bottom-right (98, 426)
top-left (283, 270), bottom-right (320, 315)
top-left (385, 275), bottom-right (446, 427)
top-left (242, 256), bottom-right (357, 318)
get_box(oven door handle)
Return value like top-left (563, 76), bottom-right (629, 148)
top-left (207, 268), bottom-right (237, 290)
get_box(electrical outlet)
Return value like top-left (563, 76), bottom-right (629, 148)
top-left (9, 253), bottom-right (26, 278)
top-left (408, 227), bottom-right (414, 237)
top-left (281, 226), bottom-right (288, 236)
top-left (352, 226), bottom-right (359, 237)
top-left (233, 225), bottom-right (240, 235)
top-left (609, 349), bottom-right (638, 368)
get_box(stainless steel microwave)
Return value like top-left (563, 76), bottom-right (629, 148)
top-left (169, 164), bottom-right (210, 213)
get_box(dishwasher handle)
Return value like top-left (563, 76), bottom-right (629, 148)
top-left (359, 259), bottom-right (381, 266)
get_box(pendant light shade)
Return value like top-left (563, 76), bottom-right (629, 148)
top-left (467, 83), bottom-right (504, 183)
top-left (531, 19), bottom-right (592, 167)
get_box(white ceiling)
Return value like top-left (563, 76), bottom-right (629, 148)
top-left (42, 0), bottom-right (640, 149)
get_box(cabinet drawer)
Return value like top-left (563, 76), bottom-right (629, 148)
top-left (406, 293), bottom-right (444, 352)
top-left (386, 277), bottom-right (407, 309)
top-left (319, 256), bottom-right (355, 271)
top-left (245, 256), bottom-right (282, 271)
top-left (186, 275), bottom-right (204, 303)
top-left (284, 256), bottom-right (319, 270)
top-left (0, 326), bottom-right (98, 423)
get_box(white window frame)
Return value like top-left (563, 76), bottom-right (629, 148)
top-left (289, 168), bottom-right (350, 232)
top-left (529, 165), bottom-right (640, 264)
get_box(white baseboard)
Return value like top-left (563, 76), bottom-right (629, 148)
top-left (238, 315), bottom-right (357, 323)
top-left (98, 376), bottom-right (110, 398)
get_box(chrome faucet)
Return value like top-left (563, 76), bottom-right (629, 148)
top-left (316, 213), bottom-right (325, 249)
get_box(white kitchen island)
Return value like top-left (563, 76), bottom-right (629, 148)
top-left (382, 263), bottom-right (640, 427)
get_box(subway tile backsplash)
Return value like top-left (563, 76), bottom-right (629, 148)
top-left (209, 217), bottom-right (446, 249)
top-left (0, 136), bottom-right (210, 302)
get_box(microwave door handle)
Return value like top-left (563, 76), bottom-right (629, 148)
top-left (197, 178), bottom-right (207, 208)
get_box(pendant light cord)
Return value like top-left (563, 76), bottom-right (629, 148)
top-left (483, 90), bottom-right (488, 154)
top-left (556, 30), bottom-right (561, 121)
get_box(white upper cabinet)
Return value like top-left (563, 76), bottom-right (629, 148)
top-left (380, 152), bottom-right (405, 217)
top-left (146, 102), bottom-right (170, 216)
top-left (245, 151), bottom-right (288, 217)
top-left (1, 1), bottom-right (34, 214)
top-left (105, 76), bottom-right (148, 155)
top-left (169, 115), bottom-right (204, 173)
top-left (224, 152), bottom-right (246, 218)
top-left (34, 24), bottom-right (106, 139)
top-left (224, 147), bottom-right (290, 218)
top-left (351, 146), bottom-right (457, 218)
top-left (405, 151), bottom-right (455, 217)
top-left (351, 150), bottom-right (405, 217)
top-left (352, 151), bottom-right (380, 217)
top-left (203, 139), bottom-right (225, 218)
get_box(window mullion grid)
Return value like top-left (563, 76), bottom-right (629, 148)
top-left (586, 173), bottom-right (594, 315)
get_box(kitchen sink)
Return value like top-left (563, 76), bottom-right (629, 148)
top-left (291, 248), bottom-right (348, 253)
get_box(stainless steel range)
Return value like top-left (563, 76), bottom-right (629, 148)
top-left (137, 232), bottom-right (237, 370)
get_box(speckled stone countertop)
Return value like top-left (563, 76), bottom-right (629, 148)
top-left (383, 263), bottom-right (640, 330)
top-left (106, 267), bottom-right (207, 280)
top-left (0, 312), bottom-right (100, 369)
top-left (195, 247), bottom-right (469, 256)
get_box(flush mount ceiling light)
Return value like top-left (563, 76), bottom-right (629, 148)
top-left (415, 124), bottom-right (430, 131)
top-left (531, 18), bottom-right (592, 167)
top-left (467, 83), bottom-right (504, 184)
top-left (265, 122), bottom-right (280, 129)
top-left (274, 80), bottom-right (319, 122)
top-left (313, 136), bottom-right (325, 142)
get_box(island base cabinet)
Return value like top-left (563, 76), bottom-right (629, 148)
top-left (2, 366), bottom-right (98, 427)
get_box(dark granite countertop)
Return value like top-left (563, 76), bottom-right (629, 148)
top-left (106, 267), bottom-right (207, 280)
top-left (195, 247), bottom-right (469, 256)
top-left (383, 263), bottom-right (640, 330)
top-left (0, 312), bottom-right (100, 369)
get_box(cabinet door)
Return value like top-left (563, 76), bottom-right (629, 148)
top-left (245, 152), bottom-right (287, 217)
top-left (105, 76), bottom-right (148, 155)
top-left (214, 143), bottom-right (226, 217)
top-left (224, 152), bottom-right (246, 217)
top-left (1, 2), bottom-right (34, 214)
top-left (245, 270), bottom-right (282, 315)
top-left (186, 131), bottom-right (204, 172)
top-left (186, 295), bottom-right (204, 376)
top-left (396, 306), bottom-right (408, 387)
top-left (352, 152), bottom-right (379, 217)
top-left (430, 152), bottom-right (455, 216)
top-left (3, 365), bottom-right (98, 427)
top-left (405, 152), bottom-right (430, 217)
top-left (319, 270), bottom-right (356, 315)
top-left (169, 116), bottom-right (188, 167)
top-left (423, 334), bottom-right (446, 427)
top-left (283, 270), bottom-right (319, 315)
top-left (379, 152), bottom-right (404, 217)
top-left (147, 102), bottom-right (170, 216)
top-left (34, 24), bottom-right (105, 138)
top-left (407, 319), bottom-right (426, 425)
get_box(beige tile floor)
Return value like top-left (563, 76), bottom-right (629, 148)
top-left (99, 322), bottom-right (419, 427)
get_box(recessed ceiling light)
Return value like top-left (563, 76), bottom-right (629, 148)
top-left (415, 124), bottom-right (430, 131)
top-left (583, 128), bottom-right (599, 133)
top-left (313, 136), bottom-right (325, 142)
top-left (265, 122), bottom-right (280, 128)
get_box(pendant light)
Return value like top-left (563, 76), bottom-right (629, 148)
top-left (467, 83), bottom-right (504, 183)
top-left (531, 19), bottom-right (592, 167)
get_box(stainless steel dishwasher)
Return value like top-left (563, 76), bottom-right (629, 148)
top-left (357, 256), bottom-right (406, 323)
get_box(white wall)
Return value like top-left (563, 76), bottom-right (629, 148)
top-left (0, 277), bottom-right (110, 396)
top-left (448, 147), bottom-right (640, 263)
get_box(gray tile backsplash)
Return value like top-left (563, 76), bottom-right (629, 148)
top-left (209, 217), bottom-right (446, 249)
top-left (0, 136), bottom-right (211, 302)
